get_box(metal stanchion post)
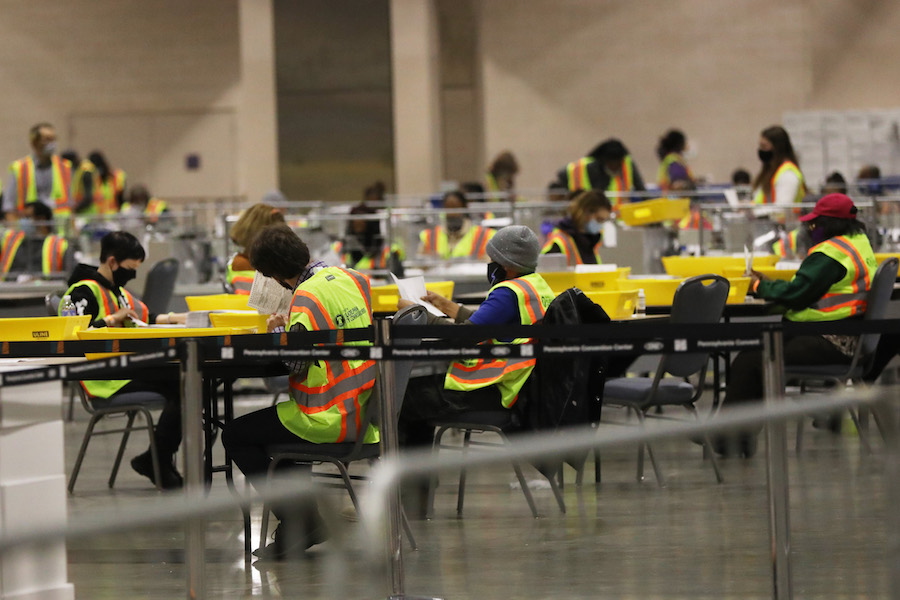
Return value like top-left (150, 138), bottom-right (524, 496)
top-left (376, 319), bottom-right (405, 598)
top-left (181, 340), bottom-right (206, 600)
top-left (763, 328), bottom-right (792, 600)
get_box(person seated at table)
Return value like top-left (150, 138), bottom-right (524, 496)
top-left (0, 201), bottom-right (70, 280)
top-left (339, 203), bottom-right (403, 270)
top-left (398, 225), bottom-right (555, 515)
top-left (63, 231), bottom-right (187, 488)
top-left (418, 190), bottom-right (495, 260)
top-left (555, 138), bottom-right (646, 209)
top-left (717, 193), bottom-right (877, 457)
top-left (222, 224), bottom-right (371, 560)
top-left (540, 190), bottom-right (612, 266)
top-left (120, 184), bottom-right (169, 225)
top-left (227, 200), bottom-right (285, 294)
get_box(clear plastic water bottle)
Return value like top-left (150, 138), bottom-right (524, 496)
top-left (635, 288), bottom-right (646, 317)
top-left (60, 295), bottom-right (76, 317)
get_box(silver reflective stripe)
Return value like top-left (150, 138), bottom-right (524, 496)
top-left (448, 360), bottom-right (507, 382)
top-left (340, 268), bottom-right (372, 309)
top-left (290, 293), bottom-right (332, 330)
top-left (232, 279), bottom-right (252, 293)
top-left (812, 291), bottom-right (868, 309)
top-left (829, 237), bottom-right (868, 291)
top-left (507, 278), bottom-right (545, 323)
top-left (290, 360), bottom-right (376, 408)
top-left (471, 227), bottom-right (488, 257)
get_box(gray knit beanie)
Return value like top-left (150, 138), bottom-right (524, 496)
top-left (486, 225), bottom-right (540, 272)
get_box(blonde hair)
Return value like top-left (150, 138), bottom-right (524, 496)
top-left (568, 190), bottom-right (611, 229)
top-left (230, 203), bottom-right (285, 248)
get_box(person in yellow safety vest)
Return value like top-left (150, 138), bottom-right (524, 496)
top-left (3, 123), bottom-right (73, 222)
top-left (656, 129), bottom-right (696, 191)
top-left (715, 194), bottom-right (877, 457)
top-left (418, 190), bottom-right (495, 260)
top-left (0, 202), bottom-right (70, 280)
top-left (751, 125), bottom-right (807, 223)
top-left (398, 225), bottom-right (554, 516)
top-left (484, 150), bottom-right (519, 201)
top-left (120, 184), bottom-right (169, 225)
top-left (62, 231), bottom-right (187, 487)
top-left (62, 150), bottom-right (97, 216)
top-left (771, 226), bottom-right (813, 259)
top-left (541, 189), bottom-right (612, 266)
top-left (226, 201), bottom-right (286, 294)
top-left (79, 151), bottom-right (126, 216)
top-left (341, 202), bottom-right (404, 271)
top-left (223, 224), bottom-right (374, 559)
top-left (556, 138), bottom-right (646, 210)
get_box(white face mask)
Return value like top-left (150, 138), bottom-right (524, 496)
top-left (585, 219), bottom-right (603, 235)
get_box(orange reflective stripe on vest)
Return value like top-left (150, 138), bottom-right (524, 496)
top-left (542, 230), bottom-right (582, 266)
top-left (504, 277), bottom-right (547, 323)
top-left (120, 289), bottom-right (149, 322)
top-left (339, 267), bottom-right (373, 315)
top-left (0, 230), bottom-right (25, 275)
top-left (810, 237), bottom-right (870, 314)
top-left (41, 235), bottom-right (67, 275)
top-left (290, 291), bottom-right (336, 330)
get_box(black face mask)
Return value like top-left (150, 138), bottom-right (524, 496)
top-left (757, 149), bottom-right (774, 163)
top-left (276, 278), bottom-right (295, 292)
top-left (487, 261), bottom-right (507, 286)
top-left (112, 267), bottom-right (136, 288)
top-left (446, 216), bottom-right (464, 233)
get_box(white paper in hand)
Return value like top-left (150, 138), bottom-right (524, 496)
top-left (390, 273), bottom-right (445, 316)
top-left (744, 244), bottom-right (753, 276)
top-left (247, 272), bottom-right (293, 315)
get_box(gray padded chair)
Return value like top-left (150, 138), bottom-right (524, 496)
top-left (68, 385), bottom-right (166, 493)
top-left (602, 274), bottom-right (730, 486)
top-left (141, 258), bottom-right (179, 314)
top-left (791, 257), bottom-right (899, 454)
top-left (257, 305), bottom-right (427, 553)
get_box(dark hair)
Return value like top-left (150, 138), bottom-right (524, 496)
top-left (588, 139), bottom-right (627, 162)
top-left (731, 168), bottom-right (751, 185)
top-left (442, 190), bottom-right (468, 208)
top-left (29, 122), bottom-right (53, 143)
top-left (100, 231), bottom-right (146, 263)
top-left (823, 171), bottom-right (847, 194)
top-left (858, 165), bottom-right (881, 180)
top-left (363, 181), bottom-right (386, 202)
top-left (460, 182), bottom-right (485, 197)
top-left (488, 151), bottom-right (519, 177)
top-left (249, 225), bottom-right (310, 279)
top-left (60, 150), bottom-right (80, 165)
top-left (26, 201), bottom-right (52, 221)
top-left (752, 125), bottom-right (800, 194)
top-left (88, 151), bottom-right (110, 181)
top-left (656, 129), bottom-right (686, 160)
top-left (808, 215), bottom-right (866, 240)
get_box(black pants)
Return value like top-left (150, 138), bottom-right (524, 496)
top-left (222, 407), bottom-right (319, 525)
top-left (117, 377), bottom-right (182, 459)
top-left (725, 335), bottom-right (852, 407)
top-left (399, 374), bottom-right (504, 449)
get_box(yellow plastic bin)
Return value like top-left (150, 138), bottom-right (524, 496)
top-left (0, 316), bottom-right (91, 341)
top-left (185, 294), bottom-right (252, 311)
top-left (209, 312), bottom-right (269, 332)
top-left (573, 270), bottom-right (625, 292)
top-left (618, 198), bottom-right (690, 226)
top-left (77, 326), bottom-right (256, 341)
top-left (617, 278), bottom-right (683, 306)
top-left (725, 277), bottom-right (752, 304)
top-left (538, 271), bottom-right (577, 295)
top-left (662, 255), bottom-right (779, 278)
top-left (370, 281), bottom-right (454, 313)
top-left (584, 290), bottom-right (639, 319)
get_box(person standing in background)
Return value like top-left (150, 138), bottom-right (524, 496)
top-left (3, 123), bottom-right (73, 221)
top-left (485, 151), bottom-right (519, 200)
top-left (557, 138), bottom-right (645, 209)
top-left (86, 151), bottom-right (126, 216)
top-left (752, 125), bottom-right (806, 219)
top-left (656, 129), bottom-right (696, 191)
top-left (64, 150), bottom-right (98, 216)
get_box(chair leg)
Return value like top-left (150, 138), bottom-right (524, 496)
top-left (547, 468), bottom-right (566, 514)
top-left (456, 430), bottom-right (472, 517)
top-left (65, 383), bottom-right (76, 422)
top-left (400, 506), bottom-right (418, 551)
top-left (108, 411), bottom-right (137, 488)
top-left (259, 503), bottom-right (272, 554)
top-left (635, 410), bottom-right (665, 487)
top-left (270, 392), bottom-right (281, 407)
top-left (688, 405), bottom-right (723, 484)
top-left (511, 461), bottom-right (540, 518)
top-left (426, 425), bottom-right (452, 520)
top-left (141, 408), bottom-right (164, 492)
top-left (68, 414), bottom-right (102, 493)
top-left (849, 409), bottom-right (874, 455)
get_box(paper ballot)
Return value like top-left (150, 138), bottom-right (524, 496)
top-left (744, 245), bottom-right (753, 276)
top-left (390, 274), bottom-right (445, 316)
top-left (247, 272), bottom-right (293, 315)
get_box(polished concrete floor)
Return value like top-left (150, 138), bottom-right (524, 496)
top-left (62, 387), bottom-right (894, 599)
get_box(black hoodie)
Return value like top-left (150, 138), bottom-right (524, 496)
top-left (65, 263), bottom-right (157, 328)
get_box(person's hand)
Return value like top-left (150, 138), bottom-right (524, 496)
top-left (105, 305), bottom-right (139, 326)
top-left (749, 269), bottom-right (767, 290)
top-left (168, 312), bottom-right (187, 324)
top-left (422, 292), bottom-right (458, 318)
top-left (267, 313), bottom-right (288, 333)
top-left (397, 298), bottom-right (414, 309)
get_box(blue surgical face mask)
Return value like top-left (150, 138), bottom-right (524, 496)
top-left (18, 218), bottom-right (35, 235)
top-left (585, 219), bottom-right (603, 235)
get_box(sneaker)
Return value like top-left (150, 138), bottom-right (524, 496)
top-left (131, 451), bottom-right (183, 490)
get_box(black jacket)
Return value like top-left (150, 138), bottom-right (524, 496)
top-left (66, 263), bottom-right (156, 328)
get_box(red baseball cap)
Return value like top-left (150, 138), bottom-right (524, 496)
top-left (799, 193), bottom-right (858, 221)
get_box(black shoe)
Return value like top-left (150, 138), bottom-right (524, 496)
top-left (253, 525), bottom-right (328, 561)
top-left (131, 451), bottom-right (183, 490)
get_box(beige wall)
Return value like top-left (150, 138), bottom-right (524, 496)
top-left (468, 0), bottom-right (900, 191)
top-left (0, 0), bottom-right (278, 201)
